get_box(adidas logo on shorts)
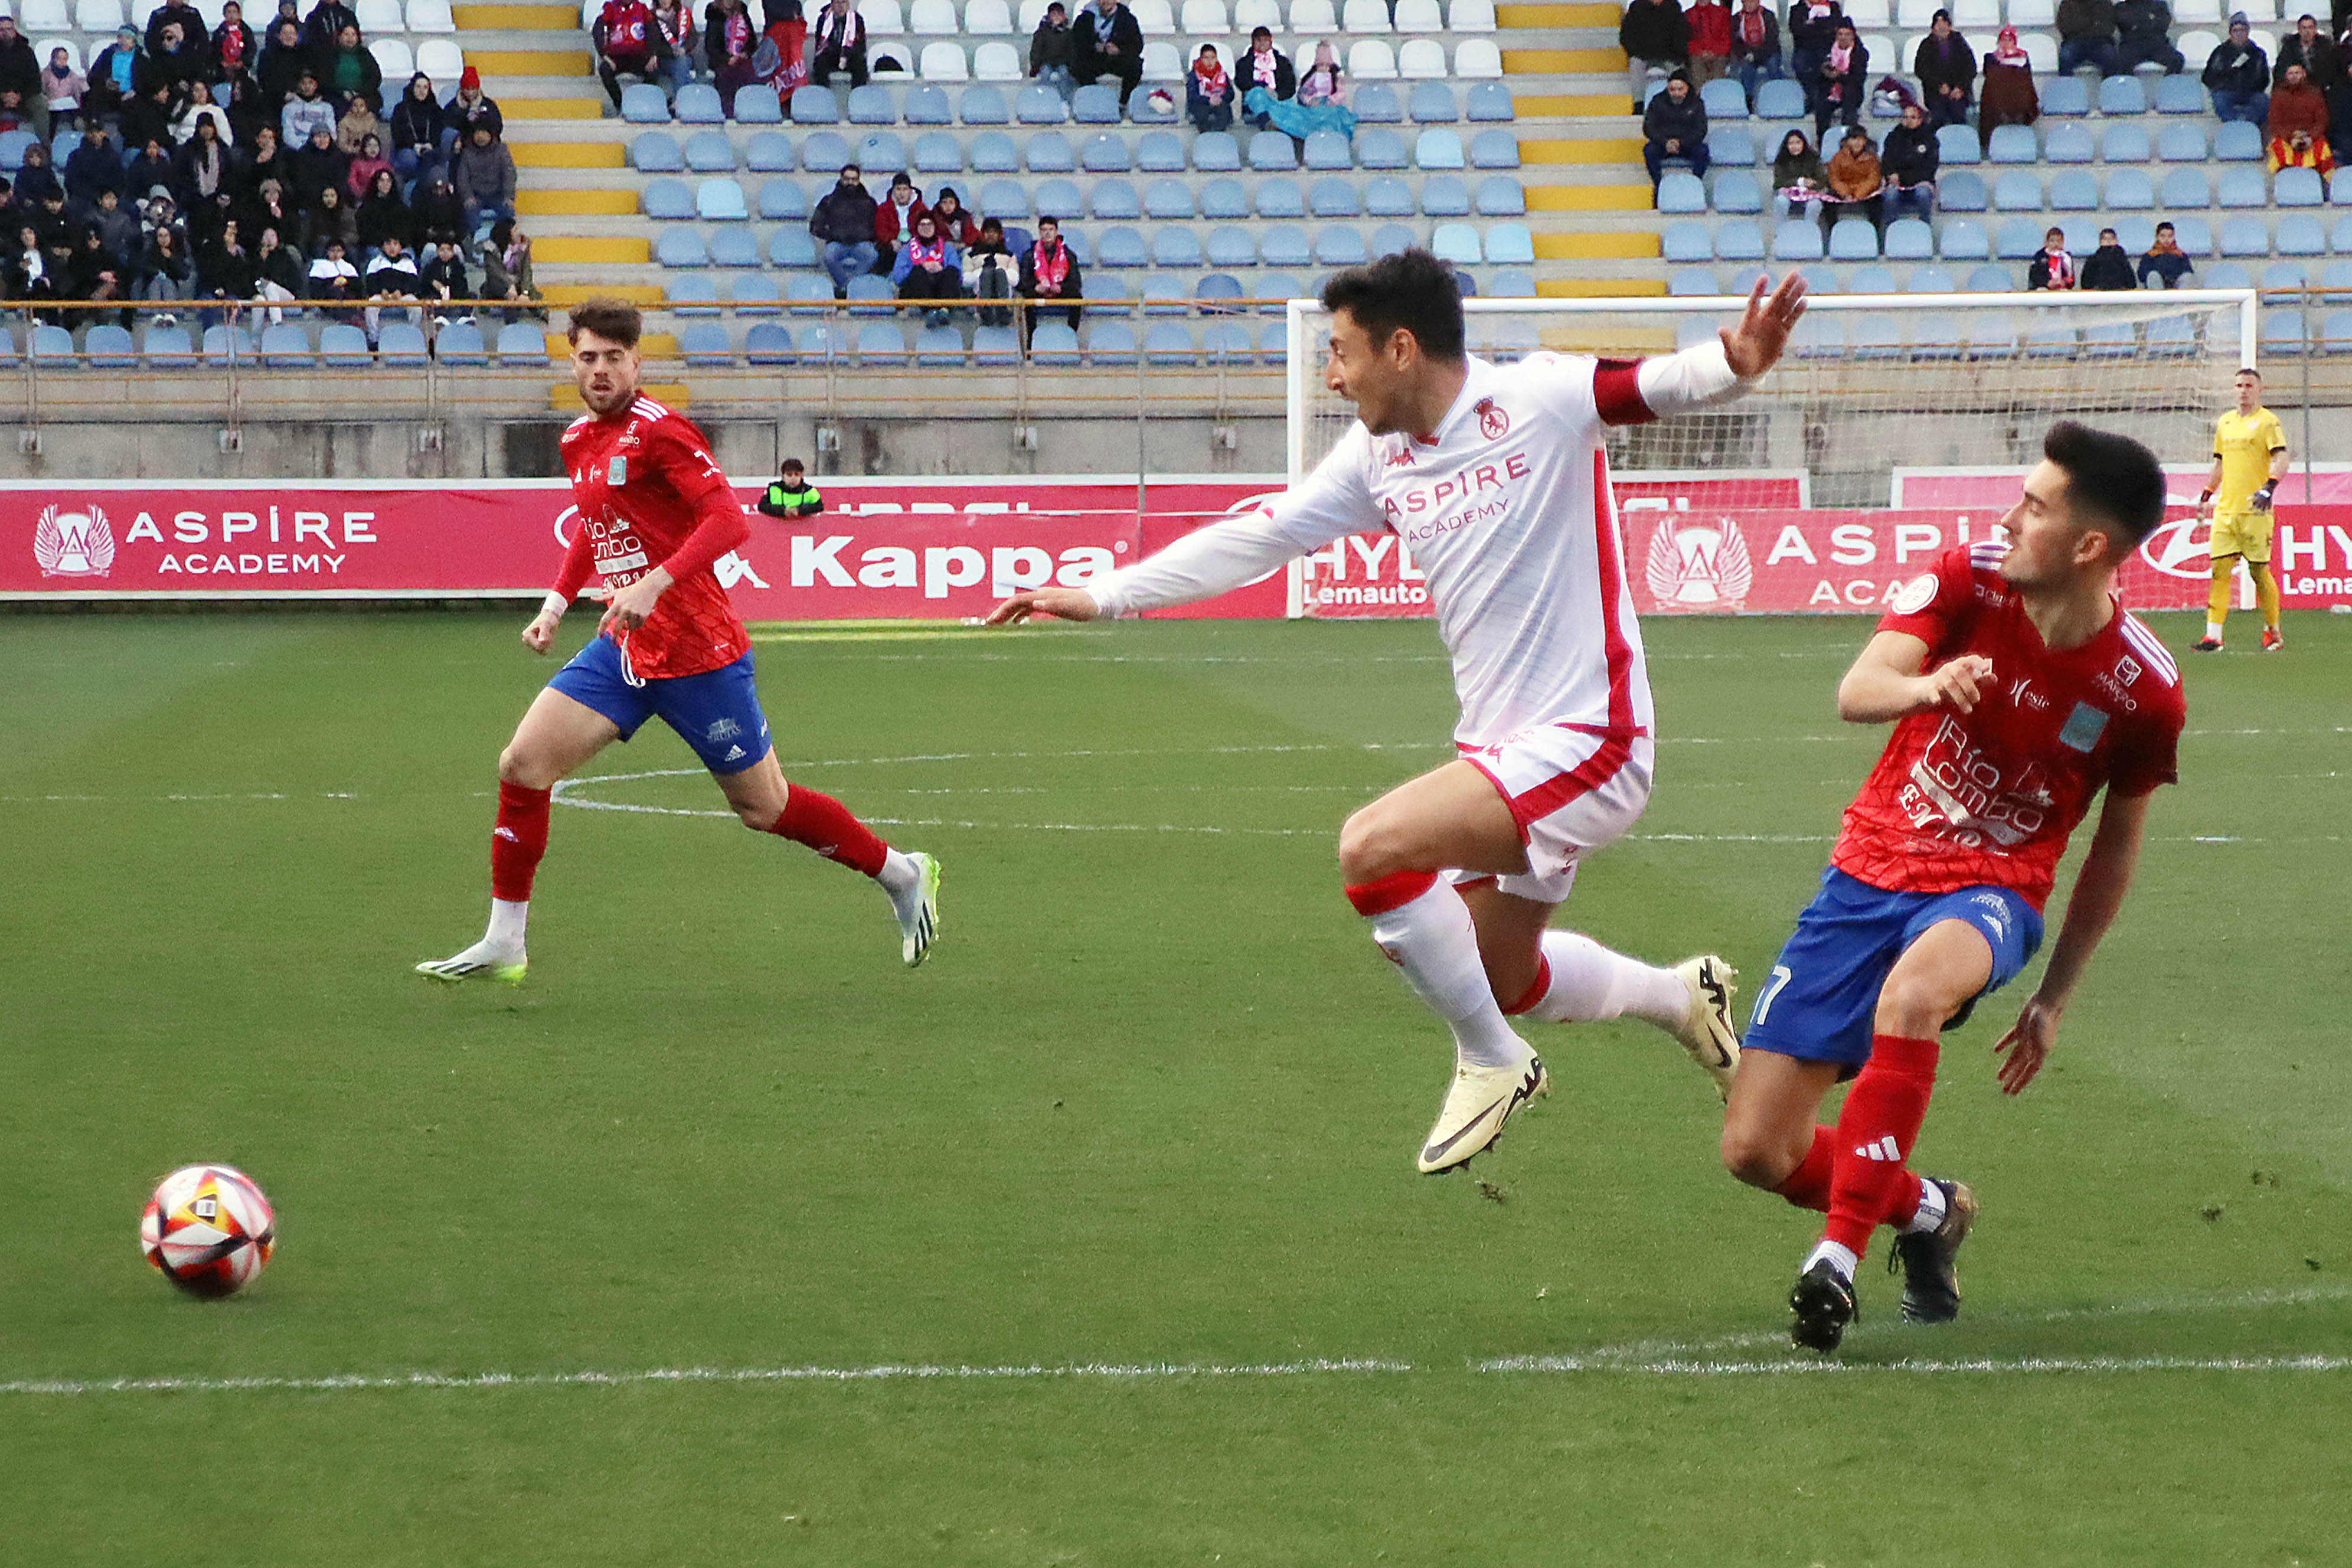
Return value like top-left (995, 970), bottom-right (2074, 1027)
top-left (723, 744), bottom-right (746, 762)
top-left (1853, 1135), bottom-right (1902, 1162)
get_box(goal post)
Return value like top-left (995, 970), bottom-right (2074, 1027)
top-left (1282, 289), bottom-right (2261, 618)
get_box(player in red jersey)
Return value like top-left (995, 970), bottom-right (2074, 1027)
top-left (416, 298), bottom-right (940, 983)
top-left (1717, 422), bottom-right (2186, 1352)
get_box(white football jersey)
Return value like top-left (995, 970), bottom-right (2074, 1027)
top-left (1264, 353), bottom-right (1661, 747)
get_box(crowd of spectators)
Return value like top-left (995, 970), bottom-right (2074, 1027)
top-left (0, 0), bottom-right (537, 334)
top-left (805, 156), bottom-right (1079, 337)
top-left (1631, 0), bottom-right (2352, 178)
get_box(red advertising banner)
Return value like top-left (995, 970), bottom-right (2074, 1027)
top-left (11, 477), bottom-right (2350, 616)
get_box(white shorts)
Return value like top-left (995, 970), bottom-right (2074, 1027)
top-left (1451, 724), bottom-right (1654, 906)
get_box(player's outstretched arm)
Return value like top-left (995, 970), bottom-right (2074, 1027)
top-left (1994, 789), bottom-right (2151, 1095)
top-left (987, 586), bottom-right (1104, 624)
top-left (1720, 270), bottom-right (1808, 380)
top-left (987, 506), bottom-right (1315, 626)
top-left (1835, 631), bottom-right (1993, 723)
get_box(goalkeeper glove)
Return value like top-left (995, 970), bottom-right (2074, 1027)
top-left (2250, 483), bottom-right (2276, 513)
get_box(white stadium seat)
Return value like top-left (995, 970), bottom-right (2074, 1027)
top-left (1348, 38), bottom-right (1396, 77)
top-left (920, 40), bottom-right (969, 79)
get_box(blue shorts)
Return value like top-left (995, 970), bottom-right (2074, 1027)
top-left (547, 636), bottom-right (773, 775)
top-left (1743, 868), bottom-right (2044, 1070)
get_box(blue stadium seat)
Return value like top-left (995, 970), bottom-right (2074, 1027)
top-left (1657, 170), bottom-right (1706, 213)
top-left (1430, 222), bottom-right (1482, 264)
top-left (1469, 129), bottom-right (1518, 168)
top-left (1848, 263), bottom-right (1898, 293)
top-left (1419, 173), bottom-right (1469, 215)
top-left (2049, 170), bottom-right (2096, 210)
top-left (1475, 177), bottom-right (1527, 217)
top-left (1358, 175), bottom-right (1410, 215)
top-left (1090, 178), bottom-right (1139, 218)
top-left (1416, 128), bottom-right (1465, 168)
top-left (1883, 216), bottom-right (1933, 259)
top-left (1713, 169), bottom-right (1763, 213)
top-left (1353, 82), bottom-right (1402, 122)
top-left (977, 176), bottom-right (1027, 217)
top-left (730, 274), bottom-right (783, 313)
top-left (2155, 121), bottom-right (2206, 161)
top-left (1200, 178), bottom-right (1250, 217)
top-left (2044, 123), bottom-right (2093, 164)
top-left (786, 274), bottom-right (834, 311)
top-left (1938, 218), bottom-right (1990, 259)
top-left (622, 83), bottom-right (669, 122)
top-left (1962, 312), bottom-right (2015, 357)
top-left (2260, 309), bottom-right (2304, 358)
top-left (793, 323), bottom-right (850, 363)
top-left (1086, 320), bottom-right (1138, 365)
top-left (655, 228), bottom-right (708, 266)
top-left (1194, 272), bottom-right (1244, 311)
top-left (1772, 219), bottom-right (1824, 260)
top-left (1992, 171), bottom-right (2043, 210)
top-left (1710, 218), bottom-right (1764, 261)
top-left (1663, 220), bottom-right (1713, 262)
top-left (1082, 133), bottom-right (1129, 172)
top-left (710, 227), bottom-right (762, 266)
top-left (1096, 226), bottom-right (1148, 267)
top-left (959, 84), bottom-right (1010, 123)
top-left (680, 132), bottom-right (733, 172)
top-left (2105, 168), bottom-right (2153, 209)
top-left (1255, 273), bottom-right (1303, 312)
top-left (857, 131), bottom-right (907, 169)
top-left (913, 130), bottom-right (962, 172)
top-left (2214, 120), bottom-right (2262, 161)
top-left (2261, 260), bottom-right (2306, 290)
top-left (669, 273), bottom-right (721, 314)
top-left (1791, 312), bottom-right (1845, 358)
top-left (1963, 263), bottom-right (2012, 291)
top-left (2217, 215), bottom-right (2269, 257)
top-left (1030, 321), bottom-right (1080, 364)
top-left (1256, 178), bottom-right (1305, 217)
top-left (801, 129), bottom-right (852, 169)
top-left (1488, 267), bottom-right (1536, 298)
top-left (848, 84), bottom-right (896, 125)
top-left (2154, 74), bottom-right (2203, 112)
top-left (1850, 313), bottom-right (1904, 358)
top-left (1906, 264), bottom-right (1956, 292)
top-left (1465, 81), bottom-right (1514, 121)
top-left (1136, 130), bottom-right (1186, 171)
top-left (642, 178), bottom-right (694, 218)
top-left (2110, 214), bottom-right (2155, 251)
top-left (2320, 259), bottom-right (2352, 300)
top-left (1935, 123), bottom-right (1979, 166)
top-left (1755, 79), bottom-right (1804, 118)
top-left (905, 84), bottom-right (953, 125)
top-left (2100, 122), bottom-right (2150, 162)
top-left (1202, 318), bottom-right (1253, 363)
top-left (2203, 261), bottom-right (2255, 289)
top-left (1987, 124), bottom-right (2037, 163)
top-left (697, 177), bottom-right (749, 220)
top-left (1700, 77), bottom-right (1746, 117)
top-left (1259, 224), bottom-right (1311, 266)
top-left (2097, 74), bottom-right (2145, 114)
top-left (1315, 224), bottom-right (1368, 265)
top-left (968, 130), bottom-right (1018, 171)
top-left (1194, 132), bottom-right (1242, 171)
top-left (737, 89), bottom-right (783, 125)
top-left (2216, 166), bottom-right (2266, 207)
top-left (1939, 170), bottom-right (1987, 211)
top-left (2172, 215), bottom-right (2213, 255)
top-left (1247, 131), bottom-right (1296, 171)
top-left (2160, 166), bottom-right (2209, 207)
top-left (631, 131), bottom-right (682, 171)
top-left (1310, 175), bottom-right (1360, 216)
top-left (2275, 168), bottom-right (2323, 207)
top-left (679, 321), bottom-right (734, 365)
top-left (1144, 178), bottom-right (1194, 218)
top-left (2039, 76), bottom-right (2088, 116)
top-left (1305, 129), bottom-right (1354, 169)
top-left (1994, 217), bottom-right (2046, 258)
top-left (1072, 83), bottom-right (1122, 124)
top-left (375, 322), bottom-right (428, 365)
top-left (2278, 213), bottom-right (2326, 256)
top-left (1828, 218), bottom-right (1877, 259)
top-left (1151, 226), bottom-right (1203, 266)
top-left (1034, 176), bottom-right (1083, 214)
top-left (769, 228), bottom-right (817, 266)
top-left (2322, 311), bottom-right (2352, 355)
top-left (1015, 84), bottom-right (1066, 125)
top-left (433, 322), bottom-right (485, 365)
top-left (913, 323), bottom-right (963, 366)
top-left (84, 322), bottom-right (138, 367)
top-left (256, 322), bottom-right (312, 367)
top-left (855, 321), bottom-right (907, 363)
top-left (1409, 82), bottom-right (1459, 122)
top-left (744, 322), bottom-right (797, 364)
top-left (1358, 127), bottom-right (1409, 169)
top-left (1206, 226), bottom-right (1256, 266)
top-left (1708, 127), bottom-right (1756, 166)
top-left (676, 84), bottom-right (724, 123)
top-left (1027, 133), bottom-right (1075, 172)
top-left (1668, 266), bottom-right (1719, 295)
top-left (746, 131), bottom-right (794, 171)
top-left (1909, 313), bottom-right (1965, 361)
top-left (974, 324), bottom-right (1021, 365)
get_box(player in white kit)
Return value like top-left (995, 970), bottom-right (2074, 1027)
top-left (989, 251), bottom-right (1808, 1172)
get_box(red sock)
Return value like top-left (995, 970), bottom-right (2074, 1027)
top-left (1773, 1124), bottom-right (1837, 1213)
top-left (767, 784), bottom-right (889, 877)
top-left (1501, 955), bottom-right (1551, 1017)
top-left (1343, 870), bottom-right (1438, 916)
top-left (1824, 1034), bottom-right (1940, 1255)
top-left (490, 781), bottom-right (551, 902)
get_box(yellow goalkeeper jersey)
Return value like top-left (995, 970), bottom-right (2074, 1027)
top-left (2213, 407), bottom-right (2285, 511)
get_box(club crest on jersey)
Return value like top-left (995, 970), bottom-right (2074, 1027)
top-left (607, 456), bottom-right (628, 486)
top-left (1645, 518), bottom-right (1753, 610)
top-left (32, 504), bottom-right (115, 577)
top-left (1888, 572), bottom-right (1938, 615)
top-left (2057, 702), bottom-right (2109, 753)
top-left (1474, 398), bottom-right (1510, 441)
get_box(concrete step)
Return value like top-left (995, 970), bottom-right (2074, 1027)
top-left (452, 2), bottom-right (583, 25)
top-left (1535, 230), bottom-right (1660, 259)
top-left (469, 47), bottom-right (595, 74)
top-left (504, 95), bottom-right (608, 117)
top-left (1497, 2), bottom-right (1620, 23)
top-left (1501, 45), bottom-right (1625, 72)
top-left (543, 281), bottom-right (670, 304)
top-left (538, 234), bottom-right (652, 263)
top-left (512, 139), bottom-right (628, 166)
top-left (516, 187), bottom-right (643, 213)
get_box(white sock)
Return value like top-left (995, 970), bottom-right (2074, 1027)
top-left (485, 897), bottom-right (528, 952)
top-left (1523, 931), bottom-right (1688, 1029)
top-left (876, 847), bottom-right (920, 898)
top-left (2206, 620), bottom-right (2224, 641)
top-left (1902, 1180), bottom-right (1948, 1235)
top-left (1804, 1240), bottom-right (1860, 1283)
top-left (1368, 879), bottom-right (1531, 1070)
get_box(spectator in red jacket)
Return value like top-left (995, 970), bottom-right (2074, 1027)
top-left (871, 169), bottom-right (927, 270)
top-left (1684, 0), bottom-right (1732, 84)
top-left (595, 0), bottom-right (674, 107)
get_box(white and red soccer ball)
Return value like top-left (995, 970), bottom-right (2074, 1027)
top-left (141, 1165), bottom-right (276, 1298)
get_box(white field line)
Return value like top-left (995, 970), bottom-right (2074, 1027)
top-left (11, 1288), bottom-right (2347, 1400)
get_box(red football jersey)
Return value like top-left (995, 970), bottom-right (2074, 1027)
top-left (1830, 542), bottom-right (2186, 910)
top-left (555, 394), bottom-right (752, 681)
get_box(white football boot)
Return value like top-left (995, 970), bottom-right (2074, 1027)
top-left (415, 939), bottom-right (527, 985)
top-left (1416, 1054), bottom-right (1549, 1174)
top-left (892, 852), bottom-right (942, 968)
top-left (1670, 955), bottom-right (1740, 1102)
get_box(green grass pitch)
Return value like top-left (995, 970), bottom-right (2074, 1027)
top-left (4, 607), bottom-right (2348, 1566)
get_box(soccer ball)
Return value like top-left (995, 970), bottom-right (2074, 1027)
top-left (141, 1165), bottom-right (276, 1298)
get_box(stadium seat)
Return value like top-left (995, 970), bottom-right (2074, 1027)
top-left (257, 322), bottom-right (313, 367)
top-left (905, 84), bottom-right (953, 124)
top-left (1906, 264), bottom-right (1956, 293)
top-left (2040, 76), bottom-right (2088, 116)
top-left (1087, 178), bottom-right (1137, 219)
top-left (2043, 124), bottom-right (2094, 166)
top-left (911, 130), bottom-right (961, 174)
top-left (642, 178), bottom-right (694, 219)
top-left (1454, 38), bottom-right (1503, 77)
top-left (1416, 128), bottom-right (1465, 169)
top-left (1093, 226), bottom-right (1146, 268)
top-left (2158, 166), bottom-right (2210, 209)
top-left (2172, 216), bottom-right (2214, 255)
top-left (1151, 226), bottom-right (1203, 267)
top-left (1194, 132), bottom-right (1241, 171)
top-left (966, 131), bottom-right (1017, 173)
top-left (1408, 82), bottom-right (1459, 124)
top-left (1028, 133), bottom-right (1074, 172)
top-left (2217, 215), bottom-right (2269, 257)
top-left (1206, 226), bottom-right (1256, 266)
top-left (2154, 73), bottom-right (2204, 113)
top-left (1248, 131), bottom-right (1298, 171)
top-left (734, 321), bottom-right (792, 365)
top-left (1938, 219), bottom-right (1990, 260)
top-left (1713, 169), bottom-right (1764, 214)
top-left (1791, 312), bottom-right (1846, 358)
top-left (1657, 171), bottom-right (1706, 214)
top-left (784, 274), bottom-right (833, 312)
top-left (1700, 77), bottom-right (1746, 118)
top-left (1667, 266), bottom-right (1719, 297)
top-left (2155, 122), bottom-right (2206, 162)
top-left (320, 322), bottom-right (375, 368)
top-left (1258, 225), bottom-right (1311, 266)
top-left (676, 84), bottom-right (724, 123)
top-left (710, 227), bottom-right (762, 266)
top-left (2319, 259), bottom-right (2352, 300)
top-left (2100, 122), bottom-right (2151, 164)
top-left (433, 321), bottom-right (485, 365)
top-left (743, 132), bottom-right (793, 172)
top-left (1995, 217), bottom-right (2048, 259)
top-left (1141, 178), bottom-right (1193, 220)
top-left (1991, 172), bottom-right (2042, 210)
top-left (2214, 122), bottom-right (2264, 163)
top-left (631, 132), bottom-right (684, 172)
top-left (1029, 321), bottom-right (1081, 364)
top-left (1883, 217), bottom-right (1933, 259)
top-left (2097, 74), bottom-right (2145, 115)
top-left (846, 84), bottom-right (896, 125)
top-left (1082, 133), bottom-right (1131, 174)
top-left (1199, 178), bottom-right (1249, 218)
top-left (1465, 81), bottom-right (1514, 122)
top-left (2217, 166), bottom-right (2267, 208)
top-left (674, 321), bottom-right (731, 367)
top-left (958, 84), bottom-right (1010, 123)
top-left (621, 83), bottom-right (669, 123)
top-left (2278, 213), bottom-right (2326, 256)
top-left (2204, 261), bottom-right (2255, 290)
top-left (2322, 312), bottom-right (2352, 356)
top-left (1963, 263), bottom-right (2012, 291)
top-left (747, 178), bottom-right (803, 220)
top-left (1848, 263), bottom-right (1899, 293)
top-left (1358, 128), bottom-right (1409, 169)
top-left (1350, 39), bottom-right (1397, 78)
top-left (654, 228), bottom-right (707, 267)
top-left (801, 129), bottom-right (853, 170)
top-left (1304, 129), bottom-right (1354, 171)
top-left (1755, 79), bottom-right (1805, 119)
top-left (697, 177), bottom-right (749, 220)
top-left (724, 275), bottom-right (780, 315)
top-left (2261, 260), bottom-right (2306, 290)
top-left (1085, 320), bottom-right (1138, 365)
top-left (1429, 223), bottom-right (1481, 264)
top-left (82, 322), bottom-right (137, 368)
top-left (1709, 218), bottom-right (1764, 261)
top-left (2049, 171), bottom-right (2096, 210)
top-left (769, 227), bottom-right (818, 266)
top-left (857, 130), bottom-right (907, 169)
top-left (1708, 128), bottom-right (1756, 166)
top-left (1419, 174), bottom-right (1468, 215)
top-left (2275, 169), bottom-right (2323, 208)
top-left (1315, 225), bottom-right (1368, 265)
top-left (1309, 176), bottom-right (1360, 218)
top-left (1828, 219), bottom-right (1877, 260)
top-left (1939, 171), bottom-right (1987, 211)
top-left (1015, 84), bottom-right (1066, 124)
top-left (1987, 125), bottom-right (2037, 164)
top-left (1353, 83), bottom-right (1402, 123)
top-left (2101, 168), bottom-right (2152, 211)
top-left (1935, 124), bottom-right (1979, 167)
top-left (1662, 221), bottom-right (1713, 263)
top-left (410, 0), bottom-right (456, 26)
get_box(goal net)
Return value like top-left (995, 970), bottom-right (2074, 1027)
top-left (1282, 290), bottom-right (2259, 619)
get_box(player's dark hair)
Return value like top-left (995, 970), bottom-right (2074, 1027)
top-left (567, 298), bottom-right (643, 348)
top-left (782, 457), bottom-right (804, 471)
top-left (2043, 420), bottom-right (2167, 546)
top-left (1320, 249), bottom-right (1465, 364)
top-left (2236, 367), bottom-right (2261, 380)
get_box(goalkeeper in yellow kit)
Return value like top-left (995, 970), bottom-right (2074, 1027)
top-left (2193, 368), bottom-right (2289, 653)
